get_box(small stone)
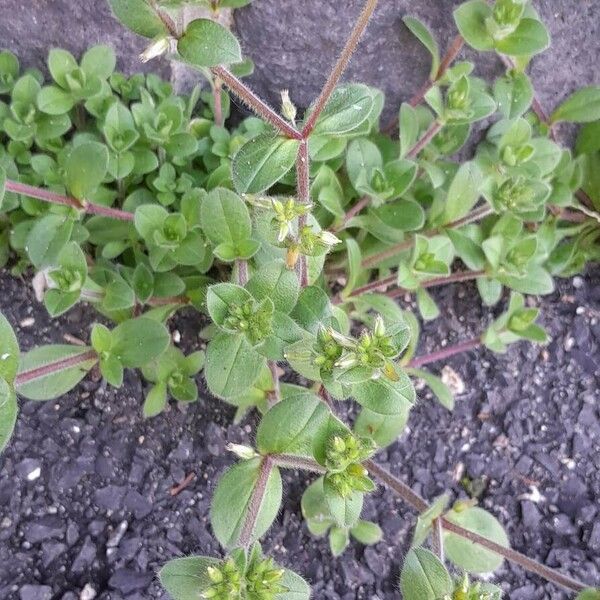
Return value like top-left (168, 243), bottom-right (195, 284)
top-left (80, 584), bottom-right (97, 600)
top-left (19, 317), bottom-right (35, 328)
top-left (20, 585), bottom-right (52, 600)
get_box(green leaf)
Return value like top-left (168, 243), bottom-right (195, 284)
top-left (0, 379), bottom-right (18, 453)
top-left (159, 556), bottom-right (221, 600)
top-left (81, 45), bottom-right (117, 80)
top-left (576, 590), bottom-right (600, 600)
top-left (354, 406), bottom-right (410, 448)
top-left (413, 493), bottom-right (451, 547)
top-left (47, 48), bottom-right (77, 87)
top-left (26, 215), bottom-right (74, 269)
top-left (65, 141), bottom-right (109, 200)
top-left (551, 86), bottom-right (600, 124)
top-left (111, 317), bottom-right (170, 367)
top-left (400, 103), bottom-right (420, 159)
top-left (278, 569), bottom-right (312, 600)
top-left (232, 133), bottom-right (300, 194)
top-left (495, 18), bottom-right (550, 57)
top-left (406, 367), bottom-right (454, 410)
top-left (16, 345), bottom-right (98, 401)
top-left (350, 520), bottom-right (383, 545)
top-left (143, 382), bottom-right (168, 418)
top-left (256, 393), bottom-right (329, 456)
top-left (37, 86), bottom-right (74, 115)
top-left (0, 312), bottom-right (20, 384)
top-left (323, 479), bottom-right (363, 528)
top-left (178, 18), bottom-right (242, 67)
top-left (205, 332), bottom-right (265, 398)
top-left (444, 506), bottom-right (510, 573)
top-left (108, 0), bottom-right (168, 38)
top-left (346, 138), bottom-right (382, 189)
top-left (206, 283), bottom-right (253, 329)
top-left (352, 367), bottom-right (415, 415)
top-left (341, 239), bottom-right (362, 298)
top-left (310, 84), bottom-right (374, 136)
top-left (493, 71), bottom-right (534, 119)
top-left (210, 458), bottom-right (282, 548)
top-left (442, 161), bottom-right (482, 223)
top-left (246, 260), bottom-right (300, 314)
top-left (289, 286), bottom-right (332, 334)
top-left (453, 0), bottom-right (494, 51)
top-left (201, 187), bottom-right (252, 245)
top-left (403, 17), bottom-right (439, 79)
top-left (400, 547), bottom-right (453, 600)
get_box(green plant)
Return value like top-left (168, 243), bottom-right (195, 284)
top-left (0, 0), bottom-right (599, 597)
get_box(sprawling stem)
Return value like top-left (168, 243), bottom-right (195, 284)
top-left (331, 195), bottom-right (371, 233)
top-left (267, 361), bottom-right (281, 407)
top-left (212, 66), bottom-right (301, 139)
top-left (364, 460), bottom-right (587, 593)
top-left (213, 76), bottom-right (224, 127)
top-left (15, 349), bottom-right (98, 386)
top-left (407, 120), bottom-right (443, 159)
top-left (407, 337), bottom-right (481, 368)
top-left (295, 139), bottom-right (310, 287)
top-left (271, 454), bottom-right (326, 473)
top-left (238, 456), bottom-right (275, 548)
top-left (236, 259), bottom-right (249, 286)
top-left (302, 0), bottom-right (379, 137)
top-left (385, 270), bottom-right (485, 300)
top-left (431, 517), bottom-right (444, 562)
top-left (5, 180), bottom-right (135, 221)
top-left (361, 204), bottom-right (494, 269)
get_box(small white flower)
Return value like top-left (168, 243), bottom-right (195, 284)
top-left (318, 231), bottom-right (342, 246)
top-left (226, 443), bottom-right (258, 460)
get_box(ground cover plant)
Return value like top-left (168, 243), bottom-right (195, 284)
top-left (0, 0), bottom-right (600, 597)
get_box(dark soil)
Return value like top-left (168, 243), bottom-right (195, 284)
top-left (1, 265), bottom-right (599, 600)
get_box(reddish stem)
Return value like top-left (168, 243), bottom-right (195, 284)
top-left (407, 337), bottom-right (481, 368)
top-left (365, 459), bottom-right (587, 593)
top-left (15, 349), bottom-right (98, 386)
top-left (236, 259), bottom-right (249, 286)
top-left (5, 180), bottom-right (134, 222)
top-left (302, 0), bottom-right (379, 137)
top-left (296, 139), bottom-right (310, 287)
top-left (212, 66), bottom-right (301, 139)
top-left (385, 269), bottom-right (485, 300)
top-left (332, 195), bottom-right (371, 232)
top-left (407, 120), bottom-right (443, 159)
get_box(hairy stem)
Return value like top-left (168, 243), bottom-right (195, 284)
top-left (236, 259), bottom-right (249, 286)
top-left (365, 459), bottom-right (587, 593)
top-left (212, 66), bottom-right (301, 139)
top-left (271, 454), bottom-right (326, 473)
top-left (238, 456), bottom-right (274, 548)
top-left (407, 337), bottom-right (482, 368)
top-left (296, 139), bottom-right (310, 287)
top-left (5, 180), bottom-right (135, 221)
top-left (431, 517), bottom-right (444, 562)
top-left (15, 349), bottom-right (98, 386)
top-left (302, 0), bottom-right (379, 137)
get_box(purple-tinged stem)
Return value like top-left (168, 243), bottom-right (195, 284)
top-left (212, 66), bottom-right (301, 139)
top-left (15, 349), bottom-right (98, 386)
top-left (302, 0), bottom-right (379, 137)
top-left (365, 459), bottom-right (587, 593)
top-left (236, 259), bottom-right (249, 286)
top-left (267, 361), bottom-right (281, 408)
top-left (5, 180), bottom-right (135, 222)
top-left (238, 456), bottom-right (274, 548)
top-left (384, 269), bottom-right (485, 301)
top-left (296, 139), bottom-right (310, 287)
top-left (406, 120), bottom-right (443, 159)
top-left (331, 195), bottom-right (371, 233)
top-left (407, 337), bottom-right (481, 368)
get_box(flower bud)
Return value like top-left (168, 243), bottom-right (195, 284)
top-left (226, 443), bottom-right (258, 460)
top-left (280, 89), bottom-right (297, 124)
top-left (140, 36), bottom-right (171, 63)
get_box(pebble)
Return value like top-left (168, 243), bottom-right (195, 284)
top-left (20, 585), bottom-right (52, 600)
